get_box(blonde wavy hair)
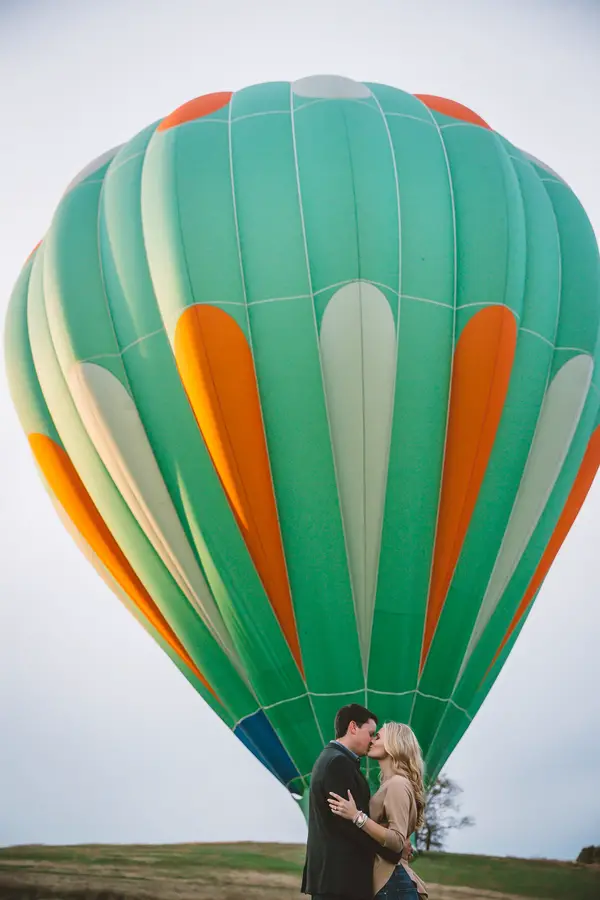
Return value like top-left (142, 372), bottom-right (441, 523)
top-left (381, 722), bottom-right (426, 829)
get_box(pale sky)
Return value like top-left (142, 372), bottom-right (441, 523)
top-left (1, 0), bottom-right (599, 861)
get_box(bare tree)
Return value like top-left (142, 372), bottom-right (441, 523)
top-left (415, 773), bottom-right (474, 852)
top-left (577, 846), bottom-right (600, 864)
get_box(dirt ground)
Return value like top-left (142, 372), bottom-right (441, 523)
top-left (0, 859), bottom-right (545, 900)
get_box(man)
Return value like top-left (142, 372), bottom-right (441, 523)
top-left (302, 703), bottom-right (404, 900)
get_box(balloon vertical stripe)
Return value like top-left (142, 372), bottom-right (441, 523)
top-left (66, 360), bottom-right (237, 661)
top-left (174, 303), bottom-right (303, 672)
top-left (29, 434), bottom-right (217, 696)
top-left (319, 282), bottom-right (397, 666)
top-left (466, 354), bottom-right (593, 654)
top-left (488, 423), bottom-right (600, 671)
top-left (421, 305), bottom-right (518, 668)
top-left (158, 92), bottom-right (233, 132)
top-left (42, 476), bottom-right (230, 723)
top-left (414, 95), bottom-right (491, 130)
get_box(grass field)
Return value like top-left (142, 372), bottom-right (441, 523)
top-left (0, 842), bottom-right (598, 900)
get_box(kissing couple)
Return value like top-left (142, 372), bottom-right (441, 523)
top-left (302, 703), bottom-right (428, 900)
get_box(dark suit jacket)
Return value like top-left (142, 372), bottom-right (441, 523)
top-left (301, 742), bottom-right (401, 899)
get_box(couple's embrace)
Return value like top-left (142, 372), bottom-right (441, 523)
top-left (302, 704), bottom-right (428, 900)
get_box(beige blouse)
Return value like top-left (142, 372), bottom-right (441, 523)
top-left (369, 774), bottom-right (428, 898)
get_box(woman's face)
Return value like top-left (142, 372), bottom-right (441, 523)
top-left (367, 724), bottom-right (389, 760)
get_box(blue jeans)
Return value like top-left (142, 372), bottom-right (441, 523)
top-left (375, 865), bottom-right (420, 898)
top-left (311, 895), bottom-right (369, 900)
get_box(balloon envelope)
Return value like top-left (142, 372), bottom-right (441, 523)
top-left (5, 75), bottom-right (600, 803)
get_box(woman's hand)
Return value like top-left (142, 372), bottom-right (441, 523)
top-left (328, 790), bottom-right (359, 821)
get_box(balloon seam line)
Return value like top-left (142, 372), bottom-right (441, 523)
top-left (226, 88), bottom-right (307, 691)
top-left (447, 170), bottom-right (564, 706)
top-left (411, 96), bottom-right (458, 718)
top-left (363, 88), bottom-right (403, 684)
top-left (289, 80), bottom-right (363, 718)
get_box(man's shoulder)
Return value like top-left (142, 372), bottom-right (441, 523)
top-left (316, 745), bottom-right (368, 790)
top-left (312, 743), bottom-right (353, 776)
top-left (313, 743), bottom-right (339, 769)
top-left (319, 743), bottom-right (358, 765)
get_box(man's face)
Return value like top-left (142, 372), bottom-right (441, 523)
top-left (349, 717), bottom-right (378, 756)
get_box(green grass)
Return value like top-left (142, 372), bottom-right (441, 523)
top-left (0, 842), bottom-right (598, 899)
top-left (410, 850), bottom-right (600, 899)
top-left (0, 841), bottom-right (305, 872)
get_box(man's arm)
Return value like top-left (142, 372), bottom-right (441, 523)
top-left (323, 754), bottom-right (401, 864)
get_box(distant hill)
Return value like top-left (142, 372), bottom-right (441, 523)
top-left (0, 841), bottom-right (598, 900)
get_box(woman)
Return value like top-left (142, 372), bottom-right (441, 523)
top-left (328, 722), bottom-right (428, 899)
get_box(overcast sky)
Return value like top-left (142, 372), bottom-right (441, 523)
top-left (1, 0), bottom-right (599, 861)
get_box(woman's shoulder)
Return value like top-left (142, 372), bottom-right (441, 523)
top-left (384, 774), bottom-right (415, 801)
top-left (373, 773), bottom-right (413, 800)
top-left (387, 773), bottom-right (412, 788)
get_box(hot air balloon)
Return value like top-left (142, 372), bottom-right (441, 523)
top-left (5, 76), bottom-right (600, 814)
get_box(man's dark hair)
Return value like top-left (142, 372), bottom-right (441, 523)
top-left (334, 703), bottom-right (378, 739)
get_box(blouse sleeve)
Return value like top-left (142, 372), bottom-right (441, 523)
top-left (380, 777), bottom-right (413, 851)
